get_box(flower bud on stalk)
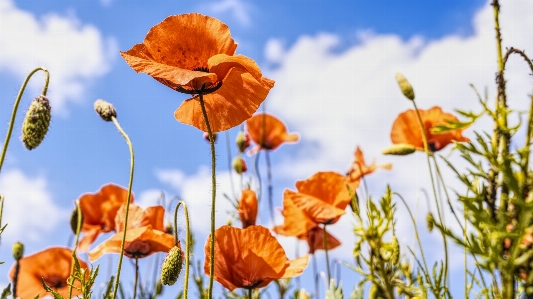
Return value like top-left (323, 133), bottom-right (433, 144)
top-left (12, 242), bottom-right (24, 261)
top-left (395, 73), bottom-right (415, 101)
top-left (94, 99), bottom-right (117, 121)
top-left (69, 207), bottom-right (84, 235)
top-left (21, 96), bottom-right (51, 150)
top-left (236, 131), bottom-right (251, 153)
top-left (232, 157), bottom-right (248, 174)
top-left (161, 245), bottom-right (183, 286)
top-left (382, 144), bottom-right (416, 156)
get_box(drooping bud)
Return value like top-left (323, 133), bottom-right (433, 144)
top-left (395, 73), bottom-right (415, 101)
top-left (94, 99), bottom-right (117, 121)
top-left (390, 236), bottom-right (400, 265)
top-left (236, 131), bottom-right (251, 153)
top-left (232, 157), bottom-right (248, 174)
top-left (426, 213), bottom-right (435, 232)
top-left (69, 207), bottom-right (84, 235)
top-left (382, 144), bottom-right (417, 156)
top-left (12, 242), bottom-right (24, 261)
top-left (160, 245), bottom-right (183, 286)
top-left (203, 132), bottom-right (217, 143)
top-left (21, 95), bottom-right (51, 150)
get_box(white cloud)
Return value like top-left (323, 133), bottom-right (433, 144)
top-left (264, 38), bottom-right (286, 64)
top-left (205, 0), bottom-right (251, 26)
top-left (0, 169), bottom-right (68, 243)
top-left (0, 0), bottom-right (117, 115)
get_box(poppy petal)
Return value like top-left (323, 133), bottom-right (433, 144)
top-left (286, 189), bottom-right (346, 224)
top-left (246, 113), bottom-right (299, 154)
top-left (208, 54), bottom-right (263, 83)
top-left (295, 172), bottom-right (354, 211)
top-left (281, 255), bottom-right (309, 278)
top-left (274, 190), bottom-right (317, 237)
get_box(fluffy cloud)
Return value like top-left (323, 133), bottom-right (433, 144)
top-left (0, 0), bottom-right (117, 114)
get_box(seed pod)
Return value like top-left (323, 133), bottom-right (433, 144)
top-left (395, 73), bottom-right (415, 101)
top-left (94, 99), bottom-right (117, 121)
top-left (21, 95), bottom-right (52, 150)
top-left (232, 157), bottom-right (248, 174)
top-left (382, 144), bottom-right (416, 156)
top-left (160, 245), bottom-right (183, 286)
top-left (12, 242), bottom-right (24, 261)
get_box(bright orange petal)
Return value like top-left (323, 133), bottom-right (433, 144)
top-left (390, 109), bottom-right (425, 150)
top-left (246, 113), bottom-right (299, 153)
top-left (287, 189), bottom-right (346, 224)
top-left (281, 255), bottom-right (309, 278)
top-left (78, 228), bottom-right (100, 252)
top-left (141, 206), bottom-right (166, 231)
top-left (295, 172), bottom-right (353, 211)
top-left (300, 227), bottom-right (341, 254)
top-left (274, 190), bottom-right (318, 237)
top-left (208, 54), bottom-right (263, 83)
top-left (238, 189), bottom-right (258, 228)
top-left (174, 68), bottom-right (274, 133)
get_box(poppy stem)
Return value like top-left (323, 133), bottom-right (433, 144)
top-left (68, 200), bottom-right (83, 299)
top-left (197, 92), bottom-right (217, 299)
top-left (13, 261), bottom-right (20, 297)
top-left (225, 131), bottom-right (237, 200)
top-left (265, 151), bottom-right (275, 225)
top-left (133, 257), bottom-right (139, 299)
top-left (312, 254), bottom-right (319, 299)
top-left (248, 288), bottom-right (253, 299)
top-left (174, 200), bottom-right (191, 299)
top-left (110, 116), bottom-right (135, 299)
top-left (323, 224), bottom-right (331, 283)
top-left (0, 66), bottom-right (49, 174)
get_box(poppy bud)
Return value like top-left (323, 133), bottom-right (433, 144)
top-left (236, 131), bottom-right (251, 153)
top-left (21, 95), bottom-right (51, 150)
top-left (12, 242), bottom-right (24, 261)
top-left (232, 157), bottom-right (247, 174)
top-left (390, 236), bottom-right (400, 265)
top-left (382, 144), bottom-right (416, 156)
top-left (203, 132), bottom-right (217, 143)
top-left (395, 73), bottom-right (415, 101)
top-left (69, 207), bottom-right (84, 235)
top-left (426, 213), bottom-right (435, 232)
top-left (94, 99), bottom-right (117, 121)
top-left (160, 245), bottom-right (183, 286)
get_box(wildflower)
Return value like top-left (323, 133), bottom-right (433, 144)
top-left (121, 13), bottom-right (274, 133)
top-left (9, 247), bottom-right (88, 299)
top-left (300, 227), bottom-right (341, 254)
top-left (77, 184), bottom-right (134, 251)
top-left (346, 146), bottom-right (392, 182)
top-left (88, 204), bottom-right (174, 261)
top-left (274, 191), bottom-right (318, 237)
top-left (204, 225), bottom-right (308, 291)
top-left (238, 189), bottom-right (258, 228)
top-left (391, 106), bottom-right (469, 152)
top-left (246, 113), bottom-right (298, 155)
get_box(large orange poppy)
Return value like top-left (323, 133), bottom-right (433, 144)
top-left (238, 189), bottom-right (258, 229)
top-left (346, 146), bottom-right (392, 182)
top-left (88, 204), bottom-right (174, 261)
top-left (204, 225), bottom-right (308, 291)
top-left (120, 13), bottom-right (274, 133)
top-left (390, 106), bottom-right (469, 152)
top-left (78, 183), bottom-right (134, 252)
top-left (274, 190), bottom-right (318, 237)
top-left (246, 113), bottom-right (299, 155)
top-left (9, 247), bottom-right (88, 299)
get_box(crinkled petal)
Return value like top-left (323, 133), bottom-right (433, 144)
top-left (286, 189), bottom-right (345, 224)
top-left (281, 255), bottom-right (309, 278)
top-left (208, 54), bottom-right (263, 83)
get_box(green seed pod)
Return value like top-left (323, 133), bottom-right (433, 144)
top-left (21, 95), bottom-right (51, 150)
top-left (69, 207), bottom-right (84, 235)
top-left (382, 144), bottom-right (416, 156)
top-left (12, 242), bottom-right (24, 261)
top-left (160, 245), bottom-right (183, 286)
top-left (94, 99), bottom-right (117, 121)
top-left (426, 213), bottom-right (435, 232)
top-left (390, 236), bottom-right (400, 265)
top-left (395, 73), bottom-right (415, 101)
top-left (232, 157), bottom-right (247, 174)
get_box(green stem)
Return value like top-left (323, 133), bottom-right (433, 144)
top-left (174, 201), bottom-right (191, 299)
top-left (111, 116), bottom-right (135, 299)
top-left (133, 258), bottom-right (139, 299)
top-left (0, 67), bottom-right (49, 173)
top-left (523, 93), bottom-right (533, 174)
top-left (323, 225), bottom-right (331, 283)
top-left (248, 288), bottom-right (252, 299)
top-left (0, 195), bottom-right (4, 245)
top-left (412, 101), bottom-right (449, 286)
top-left (68, 200), bottom-right (83, 299)
top-left (197, 92), bottom-right (217, 299)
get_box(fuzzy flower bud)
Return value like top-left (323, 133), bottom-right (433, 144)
top-left (12, 242), bottom-right (24, 261)
top-left (160, 245), bottom-right (183, 286)
top-left (232, 157), bottom-right (248, 174)
top-left (382, 144), bottom-right (416, 156)
top-left (390, 236), bottom-right (400, 265)
top-left (395, 73), bottom-right (415, 101)
top-left (236, 131), bottom-right (251, 153)
top-left (203, 132), bottom-right (217, 143)
top-left (69, 207), bottom-right (84, 235)
top-left (426, 213), bottom-right (435, 232)
top-left (94, 99), bottom-right (117, 121)
top-left (21, 95), bottom-right (51, 150)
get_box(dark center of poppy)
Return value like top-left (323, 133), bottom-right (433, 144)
top-left (176, 66), bottom-right (223, 95)
top-left (193, 66), bottom-right (210, 72)
top-left (125, 240), bottom-right (151, 258)
top-left (44, 275), bottom-right (67, 289)
top-left (243, 280), bottom-right (263, 289)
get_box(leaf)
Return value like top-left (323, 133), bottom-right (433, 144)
top-left (326, 279), bottom-right (343, 299)
top-left (42, 278), bottom-right (65, 299)
top-left (349, 284), bottom-right (364, 299)
top-left (0, 284), bottom-right (11, 299)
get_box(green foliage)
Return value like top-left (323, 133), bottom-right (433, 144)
top-left (0, 284), bottom-right (11, 299)
top-left (325, 279), bottom-right (343, 299)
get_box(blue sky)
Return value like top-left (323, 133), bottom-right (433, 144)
top-left (0, 0), bottom-right (532, 297)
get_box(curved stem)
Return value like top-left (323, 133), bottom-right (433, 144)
top-left (0, 67), bottom-right (49, 173)
top-left (111, 116), bottom-right (135, 299)
top-left (68, 200), bottom-right (83, 299)
top-left (197, 92), bottom-right (217, 299)
top-left (323, 225), bottom-right (331, 283)
top-left (174, 200), bottom-right (191, 299)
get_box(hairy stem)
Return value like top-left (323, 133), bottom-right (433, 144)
top-left (174, 201), bottom-right (191, 299)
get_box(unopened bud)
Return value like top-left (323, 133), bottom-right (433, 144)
top-left (236, 132), bottom-right (251, 153)
top-left (426, 213), bottom-right (435, 232)
top-left (390, 236), bottom-right (400, 265)
top-left (232, 157), bottom-right (247, 174)
top-left (70, 207), bottom-right (84, 235)
top-left (21, 95), bottom-right (51, 150)
top-left (382, 144), bottom-right (416, 156)
top-left (12, 242), bottom-right (24, 261)
top-left (203, 132), bottom-right (217, 143)
top-left (94, 99), bottom-right (117, 121)
top-left (395, 73), bottom-right (415, 101)
top-left (160, 245), bottom-right (183, 286)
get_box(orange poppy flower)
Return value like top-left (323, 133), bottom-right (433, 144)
top-left (120, 13), bottom-right (274, 133)
top-left (390, 106), bottom-right (469, 152)
top-left (274, 190), bottom-right (318, 237)
top-left (9, 247), bottom-right (88, 299)
top-left (299, 227), bottom-right (341, 254)
top-left (346, 146), bottom-right (392, 182)
top-left (204, 225), bottom-right (308, 291)
top-left (88, 204), bottom-right (174, 261)
top-left (78, 183), bottom-right (134, 252)
top-left (246, 113), bottom-right (299, 155)
top-left (238, 189), bottom-right (258, 228)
